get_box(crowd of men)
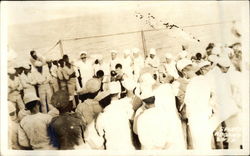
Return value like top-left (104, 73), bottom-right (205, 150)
top-left (8, 42), bottom-right (243, 150)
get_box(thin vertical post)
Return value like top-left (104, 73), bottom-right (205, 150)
top-left (141, 30), bottom-right (147, 58)
top-left (58, 40), bottom-right (64, 57)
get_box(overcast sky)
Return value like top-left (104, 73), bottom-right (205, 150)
top-left (4, 1), bottom-right (246, 26)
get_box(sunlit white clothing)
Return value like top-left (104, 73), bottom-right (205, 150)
top-left (96, 98), bottom-right (135, 150)
top-left (18, 113), bottom-right (55, 149)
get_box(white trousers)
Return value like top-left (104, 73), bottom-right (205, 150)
top-left (38, 84), bottom-right (52, 113)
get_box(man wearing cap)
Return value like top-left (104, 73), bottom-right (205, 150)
top-left (61, 55), bottom-right (77, 109)
top-left (75, 51), bottom-right (94, 90)
top-left (134, 85), bottom-right (176, 150)
top-left (145, 48), bottom-right (160, 69)
top-left (47, 90), bottom-right (87, 150)
top-left (8, 101), bottom-right (22, 149)
top-left (19, 64), bottom-right (35, 90)
top-left (29, 50), bottom-right (46, 67)
top-left (184, 60), bottom-right (216, 149)
top-left (134, 72), bottom-right (186, 149)
top-left (95, 81), bottom-right (135, 150)
top-left (132, 48), bottom-right (144, 82)
top-left (122, 49), bottom-right (133, 79)
top-left (47, 59), bottom-right (59, 93)
top-left (110, 50), bottom-right (122, 71)
top-left (8, 68), bottom-right (25, 115)
top-left (18, 93), bottom-right (55, 150)
top-left (31, 61), bottom-right (53, 113)
top-left (173, 58), bottom-right (197, 148)
top-left (209, 54), bottom-right (241, 149)
top-left (163, 53), bottom-right (179, 80)
top-left (76, 78), bottom-right (104, 125)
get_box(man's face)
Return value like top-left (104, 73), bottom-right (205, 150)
top-left (31, 52), bottom-right (37, 59)
top-left (115, 67), bottom-right (122, 75)
top-left (80, 54), bottom-right (87, 62)
top-left (15, 68), bottom-right (23, 75)
top-left (149, 54), bottom-right (155, 59)
top-left (182, 65), bottom-right (194, 79)
top-left (24, 68), bottom-right (31, 74)
top-left (111, 53), bottom-right (117, 60)
top-left (200, 65), bottom-right (211, 75)
top-left (133, 53), bottom-right (139, 58)
top-left (165, 58), bottom-right (171, 64)
top-left (218, 64), bottom-right (230, 73)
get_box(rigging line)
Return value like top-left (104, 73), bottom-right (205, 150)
top-left (45, 41), bottom-right (60, 54)
top-left (60, 20), bottom-right (239, 42)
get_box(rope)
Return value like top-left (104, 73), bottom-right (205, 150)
top-left (45, 41), bottom-right (60, 54)
top-left (60, 20), bottom-right (239, 42)
top-left (45, 20), bottom-right (240, 54)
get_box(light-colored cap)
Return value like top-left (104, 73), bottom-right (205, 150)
top-left (34, 61), bottom-right (43, 67)
top-left (8, 68), bottom-right (16, 74)
top-left (140, 86), bottom-right (154, 100)
top-left (218, 55), bottom-right (231, 67)
top-left (208, 54), bottom-right (219, 64)
top-left (85, 78), bottom-right (102, 93)
top-left (8, 101), bottom-right (16, 113)
top-left (165, 53), bottom-right (173, 59)
top-left (46, 58), bottom-right (52, 62)
top-left (179, 50), bottom-right (188, 59)
top-left (23, 93), bottom-right (39, 104)
top-left (211, 46), bottom-right (221, 55)
top-left (80, 51), bottom-right (87, 56)
top-left (176, 59), bottom-right (192, 71)
top-left (123, 49), bottom-right (131, 55)
top-left (110, 50), bottom-right (118, 54)
top-left (22, 64), bottom-right (30, 69)
top-left (140, 73), bottom-right (155, 86)
top-left (149, 48), bottom-right (156, 55)
top-left (198, 61), bottom-right (211, 68)
top-left (109, 81), bottom-right (121, 94)
top-left (132, 48), bottom-right (140, 54)
top-left (122, 78), bottom-right (137, 91)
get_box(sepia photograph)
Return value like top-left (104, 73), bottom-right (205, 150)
top-left (1, 1), bottom-right (249, 155)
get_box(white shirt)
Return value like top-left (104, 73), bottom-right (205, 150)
top-left (164, 61), bottom-right (179, 79)
top-left (75, 60), bottom-right (94, 87)
top-left (145, 56), bottom-right (160, 68)
top-left (18, 113), bottom-right (55, 149)
top-left (137, 107), bottom-right (174, 150)
top-left (110, 58), bottom-right (122, 71)
top-left (184, 75), bottom-right (213, 119)
top-left (96, 98), bottom-right (135, 150)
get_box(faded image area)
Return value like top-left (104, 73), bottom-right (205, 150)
top-left (4, 1), bottom-right (249, 153)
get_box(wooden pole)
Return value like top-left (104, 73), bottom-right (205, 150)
top-left (58, 40), bottom-right (64, 57)
top-left (141, 30), bottom-right (148, 58)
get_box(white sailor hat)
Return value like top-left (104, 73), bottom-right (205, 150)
top-left (110, 50), bottom-right (118, 54)
top-left (132, 48), bottom-right (140, 54)
top-left (165, 53), bottom-right (173, 59)
top-left (123, 49), bottom-right (131, 55)
top-left (218, 55), bottom-right (231, 67)
top-left (149, 48), bottom-right (156, 55)
top-left (23, 93), bottom-right (40, 104)
top-left (122, 78), bottom-right (137, 91)
top-left (109, 81), bottom-right (121, 94)
top-left (198, 61), bottom-right (211, 68)
top-left (34, 61), bottom-right (43, 67)
top-left (176, 59), bottom-right (192, 71)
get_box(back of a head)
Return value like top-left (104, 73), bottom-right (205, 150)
top-left (96, 70), bottom-right (104, 78)
top-left (51, 90), bottom-right (69, 113)
top-left (49, 112), bottom-right (85, 150)
top-left (115, 63), bottom-right (122, 69)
